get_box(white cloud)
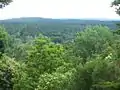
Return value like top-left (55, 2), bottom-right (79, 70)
top-left (0, 0), bottom-right (119, 20)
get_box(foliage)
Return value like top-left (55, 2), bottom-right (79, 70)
top-left (0, 0), bottom-right (12, 8)
top-left (0, 18), bottom-right (118, 43)
top-left (112, 0), bottom-right (120, 15)
top-left (1, 0), bottom-right (120, 89)
top-left (0, 55), bottom-right (27, 90)
top-left (1, 22), bottom-right (120, 90)
top-left (24, 35), bottom-right (67, 89)
top-left (0, 26), bottom-right (9, 57)
top-left (35, 71), bottom-right (74, 90)
top-left (5, 36), bottom-right (31, 61)
top-left (73, 25), bottom-right (114, 63)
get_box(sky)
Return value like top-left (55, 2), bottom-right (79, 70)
top-left (0, 0), bottom-right (120, 20)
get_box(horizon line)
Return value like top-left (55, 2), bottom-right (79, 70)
top-left (0, 16), bottom-right (120, 21)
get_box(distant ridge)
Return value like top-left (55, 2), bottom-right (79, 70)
top-left (0, 17), bottom-right (120, 21)
top-left (0, 17), bottom-right (120, 25)
top-left (0, 17), bottom-right (119, 39)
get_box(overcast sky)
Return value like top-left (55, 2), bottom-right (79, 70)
top-left (0, 0), bottom-right (120, 20)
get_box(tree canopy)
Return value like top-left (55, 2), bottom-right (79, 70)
top-left (0, 0), bottom-right (120, 90)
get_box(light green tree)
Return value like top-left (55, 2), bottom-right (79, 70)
top-left (25, 35), bottom-right (66, 89)
top-left (73, 25), bottom-right (114, 63)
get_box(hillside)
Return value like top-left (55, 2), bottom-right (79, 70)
top-left (0, 17), bottom-right (119, 24)
top-left (0, 17), bottom-right (120, 43)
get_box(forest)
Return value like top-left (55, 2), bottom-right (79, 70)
top-left (1, 0), bottom-right (120, 90)
top-left (0, 18), bottom-right (119, 43)
top-left (0, 17), bottom-right (120, 90)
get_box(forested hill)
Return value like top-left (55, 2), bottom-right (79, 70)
top-left (0, 17), bottom-right (120, 24)
top-left (0, 17), bottom-right (120, 43)
top-left (2, 18), bottom-right (120, 90)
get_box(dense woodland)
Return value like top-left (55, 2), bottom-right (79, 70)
top-left (1, 0), bottom-right (120, 90)
top-left (0, 18), bottom-right (119, 43)
top-left (0, 18), bottom-right (120, 90)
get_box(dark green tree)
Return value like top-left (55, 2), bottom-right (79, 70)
top-left (111, 0), bottom-right (120, 15)
top-left (0, 0), bottom-right (12, 8)
top-left (0, 26), bottom-right (8, 58)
